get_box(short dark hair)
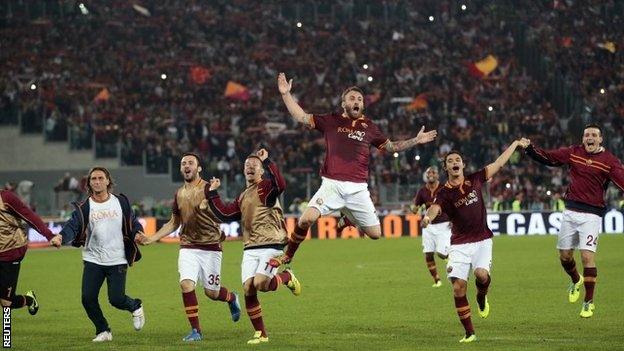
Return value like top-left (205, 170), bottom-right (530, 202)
top-left (443, 150), bottom-right (464, 164)
top-left (442, 150), bottom-right (465, 174)
top-left (181, 152), bottom-right (203, 168)
top-left (583, 123), bottom-right (602, 136)
top-left (87, 167), bottom-right (114, 195)
top-left (341, 86), bottom-right (364, 101)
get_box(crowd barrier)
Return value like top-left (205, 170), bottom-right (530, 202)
top-left (26, 210), bottom-right (624, 248)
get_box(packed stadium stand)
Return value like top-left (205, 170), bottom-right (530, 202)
top-left (1, 0), bottom-right (623, 216)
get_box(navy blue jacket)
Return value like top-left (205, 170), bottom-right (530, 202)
top-left (60, 193), bottom-right (143, 266)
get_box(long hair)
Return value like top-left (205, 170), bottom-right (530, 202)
top-left (86, 167), bottom-right (114, 195)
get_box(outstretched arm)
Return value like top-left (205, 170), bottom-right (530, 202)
top-left (524, 142), bottom-right (572, 167)
top-left (278, 73), bottom-right (313, 127)
top-left (140, 213), bottom-right (181, 245)
top-left (385, 126), bottom-right (437, 153)
top-left (609, 158), bottom-right (624, 192)
top-left (2, 191), bottom-right (61, 247)
top-left (485, 138), bottom-right (529, 178)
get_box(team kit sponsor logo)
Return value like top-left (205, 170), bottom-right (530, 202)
top-left (25, 210), bottom-right (624, 246)
top-left (454, 190), bottom-right (479, 208)
top-left (336, 127), bottom-right (366, 142)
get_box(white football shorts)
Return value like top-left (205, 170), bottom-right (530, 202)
top-left (178, 248), bottom-right (222, 291)
top-left (557, 209), bottom-right (601, 252)
top-left (240, 248), bottom-right (283, 284)
top-left (308, 177), bottom-right (380, 227)
top-left (422, 221), bottom-right (451, 255)
top-left (446, 238), bottom-right (492, 281)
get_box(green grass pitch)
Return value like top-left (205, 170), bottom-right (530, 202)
top-left (10, 235), bottom-right (624, 350)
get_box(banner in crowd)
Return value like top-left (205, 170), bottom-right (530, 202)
top-left (26, 210), bottom-right (624, 248)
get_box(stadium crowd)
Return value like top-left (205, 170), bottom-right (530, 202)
top-left (1, 0), bottom-right (622, 214)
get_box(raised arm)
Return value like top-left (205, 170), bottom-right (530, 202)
top-left (278, 73), bottom-right (313, 127)
top-left (485, 138), bottom-right (529, 178)
top-left (257, 150), bottom-right (287, 207)
top-left (385, 126), bottom-right (437, 153)
top-left (206, 178), bottom-right (242, 222)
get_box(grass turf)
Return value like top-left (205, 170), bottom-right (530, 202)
top-left (10, 235), bottom-right (624, 350)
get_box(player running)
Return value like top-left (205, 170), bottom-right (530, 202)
top-left (271, 72), bottom-right (437, 267)
top-left (422, 138), bottom-right (530, 343)
top-left (522, 123), bottom-right (624, 318)
top-left (0, 190), bottom-right (61, 315)
top-left (207, 148), bottom-right (301, 345)
top-left (137, 153), bottom-right (241, 341)
top-left (413, 166), bottom-right (451, 287)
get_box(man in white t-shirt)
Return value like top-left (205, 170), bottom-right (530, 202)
top-left (60, 167), bottom-right (145, 342)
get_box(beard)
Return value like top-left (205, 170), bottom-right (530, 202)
top-left (183, 171), bottom-right (197, 182)
top-left (346, 105), bottom-right (363, 119)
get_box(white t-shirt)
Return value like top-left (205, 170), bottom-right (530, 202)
top-left (82, 194), bottom-right (128, 266)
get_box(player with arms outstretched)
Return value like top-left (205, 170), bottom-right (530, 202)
top-left (522, 123), bottom-right (624, 318)
top-left (414, 166), bottom-right (451, 287)
top-left (271, 72), bottom-right (437, 267)
top-left (422, 138), bottom-right (530, 343)
top-left (207, 149), bottom-right (301, 345)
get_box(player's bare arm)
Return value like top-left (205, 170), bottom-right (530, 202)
top-left (485, 138), bottom-right (530, 178)
top-left (422, 204), bottom-right (441, 228)
top-left (278, 72), bottom-right (313, 127)
top-left (385, 126), bottom-right (437, 152)
top-left (140, 214), bottom-right (181, 245)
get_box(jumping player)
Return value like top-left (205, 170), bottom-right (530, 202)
top-left (271, 72), bottom-right (437, 266)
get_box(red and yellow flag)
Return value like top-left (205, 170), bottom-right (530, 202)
top-left (224, 81), bottom-right (250, 101)
top-left (467, 55), bottom-right (498, 78)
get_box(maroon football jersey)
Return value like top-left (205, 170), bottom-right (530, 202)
top-left (526, 144), bottom-right (624, 216)
top-left (311, 113), bottom-right (389, 183)
top-left (433, 169), bottom-right (493, 245)
top-left (414, 183), bottom-right (450, 223)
